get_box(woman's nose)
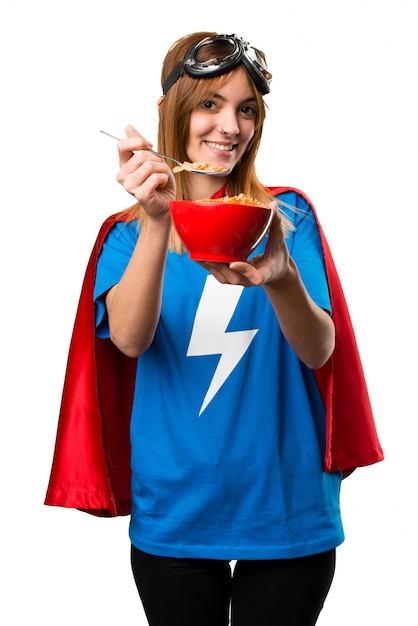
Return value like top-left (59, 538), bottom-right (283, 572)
top-left (218, 114), bottom-right (239, 137)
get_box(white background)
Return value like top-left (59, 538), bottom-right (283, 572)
top-left (1, 0), bottom-right (416, 623)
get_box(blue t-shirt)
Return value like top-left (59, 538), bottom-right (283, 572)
top-left (94, 191), bottom-right (344, 559)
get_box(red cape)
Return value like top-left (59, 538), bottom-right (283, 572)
top-left (45, 188), bottom-right (383, 517)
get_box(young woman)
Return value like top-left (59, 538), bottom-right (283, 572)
top-left (45, 32), bottom-right (383, 625)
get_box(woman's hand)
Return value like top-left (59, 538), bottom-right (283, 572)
top-left (115, 124), bottom-right (176, 221)
top-left (198, 203), bottom-right (289, 287)
top-left (198, 202), bottom-right (335, 369)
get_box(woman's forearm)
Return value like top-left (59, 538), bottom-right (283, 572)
top-left (105, 215), bottom-right (172, 357)
top-left (264, 258), bottom-right (335, 370)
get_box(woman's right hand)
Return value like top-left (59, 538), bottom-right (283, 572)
top-left (115, 124), bottom-right (176, 220)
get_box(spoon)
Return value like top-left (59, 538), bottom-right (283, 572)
top-left (99, 130), bottom-right (231, 176)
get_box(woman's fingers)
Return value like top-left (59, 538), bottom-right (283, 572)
top-left (117, 125), bottom-right (153, 165)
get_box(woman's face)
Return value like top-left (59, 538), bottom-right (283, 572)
top-left (186, 66), bottom-right (257, 173)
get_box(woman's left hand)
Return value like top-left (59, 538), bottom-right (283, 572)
top-left (198, 201), bottom-right (335, 368)
top-left (198, 203), bottom-right (290, 287)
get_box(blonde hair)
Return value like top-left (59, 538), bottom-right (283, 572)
top-left (123, 32), bottom-right (285, 253)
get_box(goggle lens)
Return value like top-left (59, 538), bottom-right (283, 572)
top-left (244, 46), bottom-right (273, 82)
top-left (192, 37), bottom-right (238, 68)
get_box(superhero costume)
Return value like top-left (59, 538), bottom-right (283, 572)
top-left (45, 187), bottom-right (383, 517)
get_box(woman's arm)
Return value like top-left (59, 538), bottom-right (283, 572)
top-left (105, 214), bottom-right (172, 358)
top-left (262, 256), bottom-right (335, 369)
top-left (200, 208), bottom-right (335, 370)
top-left (105, 126), bottom-right (175, 358)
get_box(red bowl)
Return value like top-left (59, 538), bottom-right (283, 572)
top-left (170, 200), bottom-right (273, 262)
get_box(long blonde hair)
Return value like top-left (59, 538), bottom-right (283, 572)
top-left (123, 32), bottom-right (283, 252)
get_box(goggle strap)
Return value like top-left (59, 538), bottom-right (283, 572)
top-left (163, 62), bottom-right (184, 95)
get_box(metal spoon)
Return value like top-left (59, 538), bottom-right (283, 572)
top-left (99, 130), bottom-right (231, 176)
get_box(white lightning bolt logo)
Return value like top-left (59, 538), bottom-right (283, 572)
top-left (187, 275), bottom-right (258, 415)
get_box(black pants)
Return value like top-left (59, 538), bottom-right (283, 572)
top-left (131, 545), bottom-right (336, 626)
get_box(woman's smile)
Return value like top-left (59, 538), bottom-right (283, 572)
top-left (205, 141), bottom-right (235, 152)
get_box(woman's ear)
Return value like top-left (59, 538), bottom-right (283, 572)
top-left (157, 95), bottom-right (165, 111)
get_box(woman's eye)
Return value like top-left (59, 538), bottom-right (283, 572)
top-left (240, 106), bottom-right (256, 118)
top-left (202, 100), bottom-right (216, 110)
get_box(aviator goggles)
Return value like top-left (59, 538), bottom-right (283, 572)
top-left (162, 34), bottom-right (272, 96)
